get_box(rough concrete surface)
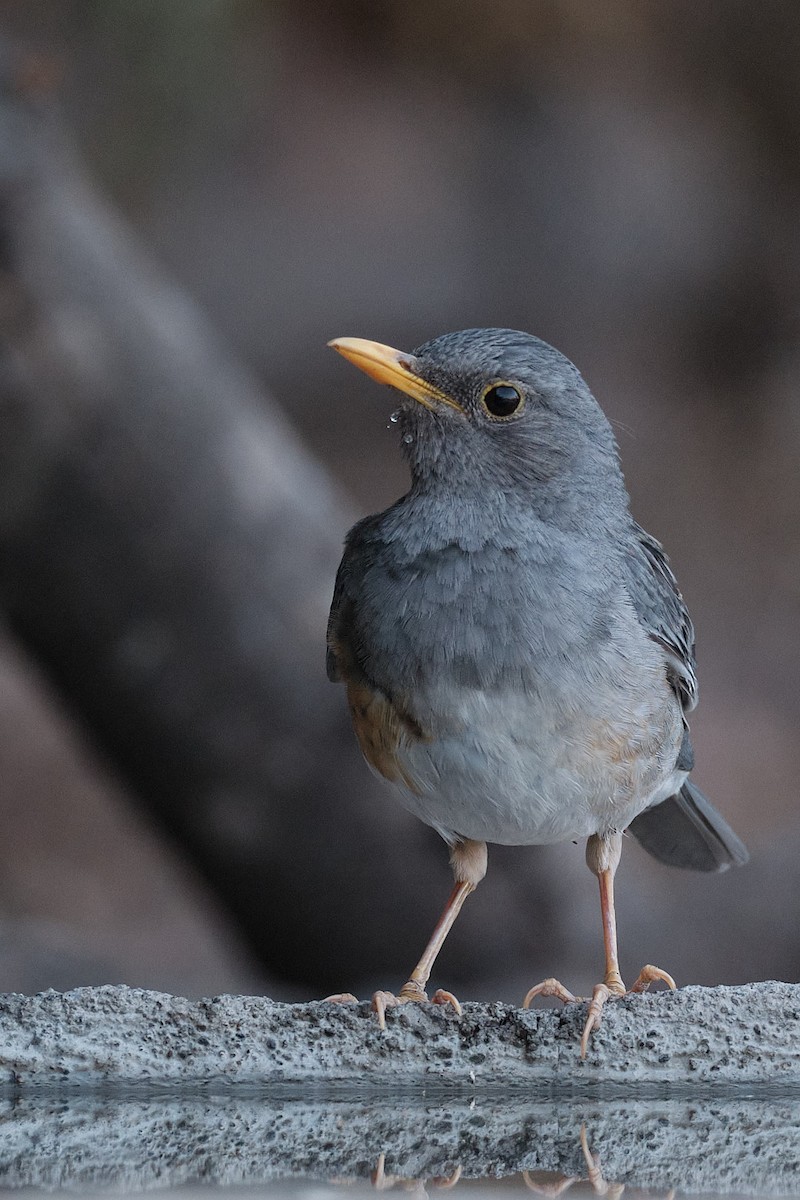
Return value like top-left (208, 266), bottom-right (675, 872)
top-left (0, 984), bottom-right (799, 1194)
top-left (0, 981), bottom-right (798, 1088)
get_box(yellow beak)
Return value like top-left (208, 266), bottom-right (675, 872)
top-left (328, 337), bottom-right (461, 412)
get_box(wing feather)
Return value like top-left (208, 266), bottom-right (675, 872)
top-left (623, 522), bottom-right (698, 712)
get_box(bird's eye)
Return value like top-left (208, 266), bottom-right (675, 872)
top-left (481, 382), bottom-right (524, 419)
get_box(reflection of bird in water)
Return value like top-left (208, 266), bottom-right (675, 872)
top-left (524, 1124), bottom-right (648, 1198)
top-left (326, 329), bottom-right (747, 1054)
top-left (371, 1151), bottom-right (461, 1193)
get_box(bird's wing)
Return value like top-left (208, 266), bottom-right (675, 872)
top-left (326, 513), bottom-right (378, 683)
top-left (327, 521), bottom-right (429, 792)
top-left (623, 522), bottom-right (698, 712)
top-left (326, 555), bottom-right (352, 682)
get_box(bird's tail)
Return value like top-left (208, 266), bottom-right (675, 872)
top-left (627, 780), bottom-right (748, 872)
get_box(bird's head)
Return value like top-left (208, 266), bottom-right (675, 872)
top-left (329, 328), bottom-right (628, 531)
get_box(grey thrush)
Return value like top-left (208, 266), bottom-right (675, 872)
top-left (325, 328), bottom-right (747, 1055)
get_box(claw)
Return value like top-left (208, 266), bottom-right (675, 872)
top-left (580, 1124), bottom-right (625, 1198)
top-left (580, 983), bottom-right (612, 1059)
top-left (579, 966), bottom-right (676, 1057)
top-left (430, 988), bottom-right (462, 1015)
top-left (522, 978), bottom-right (579, 1008)
top-left (372, 984), bottom-right (462, 1030)
top-left (523, 965), bottom-right (675, 1057)
top-left (629, 964), bottom-right (676, 994)
top-left (432, 1165), bottom-right (462, 1189)
top-left (372, 990), bottom-right (401, 1031)
top-left (373, 1150), bottom-right (456, 1195)
top-left (522, 1170), bottom-right (579, 1195)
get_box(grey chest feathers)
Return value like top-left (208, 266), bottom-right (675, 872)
top-left (328, 529), bottom-right (684, 847)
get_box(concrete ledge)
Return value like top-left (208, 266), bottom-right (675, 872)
top-left (0, 981), bottom-right (798, 1088)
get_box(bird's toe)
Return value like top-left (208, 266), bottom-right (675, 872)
top-left (629, 963), bottom-right (676, 993)
top-left (522, 978), bottom-right (580, 1008)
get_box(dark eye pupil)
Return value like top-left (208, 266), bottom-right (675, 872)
top-left (484, 384), bottom-right (522, 416)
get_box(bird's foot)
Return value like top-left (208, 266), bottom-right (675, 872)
top-left (522, 1170), bottom-right (580, 1196)
top-left (372, 978), bottom-right (462, 1030)
top-left (373, 1151), bottom-right (462, 1192)
top-left (522, 977), bottom-right (580, 1007)
top-left (578, 1123), bottom-right (627, 1199)
top-left (580, 965), bottom-right (676, 1058)
top-left (322, 982), bottom-right (462, 1030)
top-left (523, 1125), bottom-right (626, 1198)
top-left (522, 965), bottom-right (675, 1058)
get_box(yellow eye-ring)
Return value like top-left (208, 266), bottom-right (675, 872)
top-left (481, 382), bottom-right (525, 419)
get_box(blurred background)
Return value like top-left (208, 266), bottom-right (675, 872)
top-left (0, 0), bottom-right (796, 1003)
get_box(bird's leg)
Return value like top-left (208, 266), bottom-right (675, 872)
top-left (522, 1124), bottom-right (627, 1198)
top-left (371, 838), bottom-right (487, 1029)
top-left (580, 831), bottom-right (675, 1057)
top-left (579, 832), bottom-right (624, 1058)
top-left (393, 880), bottom-right (472, 1002)
top-left (578, 1124), bottom-right (625, 1199)
top-left (589, 830), bottom-right (626, 994)
top-left (322, 882), bottom-right (469, 1018)
top-left (523, 831), bottom-right (675, 1056)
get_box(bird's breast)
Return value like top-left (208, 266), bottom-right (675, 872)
top-left (346, 541), bottom-right (683, 845)
top-left (357, 536), bottom-right (616, 694)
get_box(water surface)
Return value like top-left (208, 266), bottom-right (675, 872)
top-left (0, 1086), bottom-right (797, 1197)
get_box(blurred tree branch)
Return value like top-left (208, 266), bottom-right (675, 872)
top-left (0, 55), bottom-right (560, 995)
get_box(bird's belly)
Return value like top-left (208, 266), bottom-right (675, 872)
top-left (384, 681), bottom-right (682, 847)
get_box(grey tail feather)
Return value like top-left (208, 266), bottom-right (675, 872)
top-left (627, 780), bottom-right (749, 873)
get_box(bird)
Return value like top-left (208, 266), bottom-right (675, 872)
top-left (325, 328), bottom-right (748, 1055)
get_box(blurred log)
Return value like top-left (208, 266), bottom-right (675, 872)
top-left (0, 58), bottom-right (560, 994)
top-left (0, 626), bottom-right (266, 996)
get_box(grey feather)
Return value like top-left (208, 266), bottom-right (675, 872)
top-left (628, 780), bottom-right (749, 872)
top-left (621, 525), bottom-right (745, 870)
top-left (624, 523), bottom-right (698, 712)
